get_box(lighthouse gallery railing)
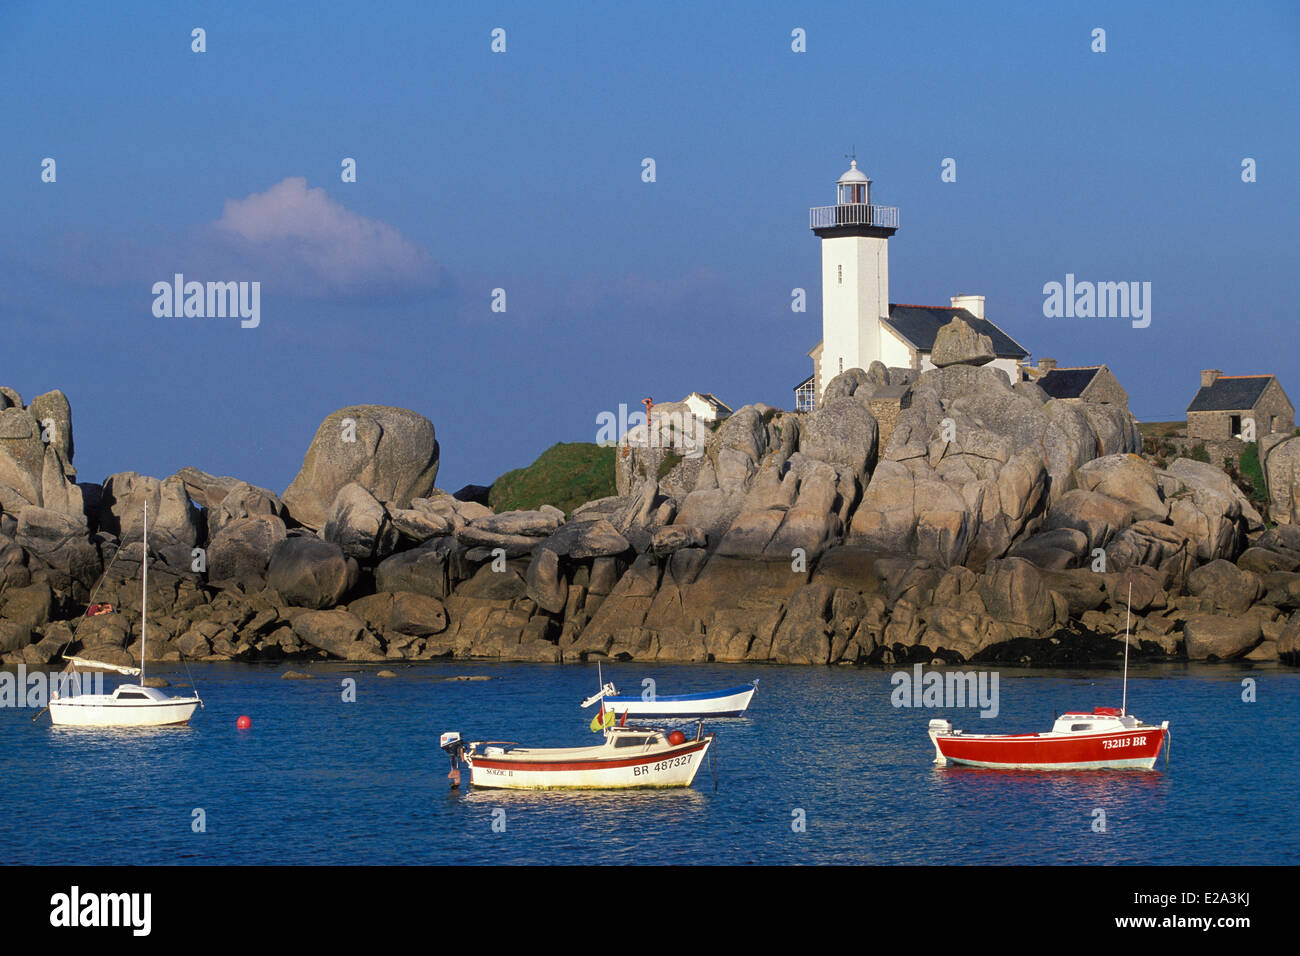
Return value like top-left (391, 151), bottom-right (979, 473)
top-left (809, 204), bottom-right (899, 229)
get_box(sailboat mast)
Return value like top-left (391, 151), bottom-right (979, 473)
top-left (1122, 581), bottom-right (1131, 717)
top-left (141, 501), bottom-right (147, 685)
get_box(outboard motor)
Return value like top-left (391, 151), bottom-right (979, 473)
top-left (440, 731), bottom-right (464, 789)
top-left (927, 719), bottom-right (953, 766)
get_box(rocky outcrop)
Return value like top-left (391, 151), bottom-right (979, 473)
top-left (1186, 559), bottom-right (1261, 614)
top-left (323, 482), bottom-right (399, 562)
top-left (651, 525), bottom-right (706, 556)
top-left (451, 504), bottom-right (569, 557)
top-left (524, 548), bottom-right (567, 613)
top-left (6, 377), bottom-right (1299, 669)
top-left (208, 515), bottom-right (287, 587)
top-left (1182, 613), bottom-right (1261, 660)
top-left (207, 480), bottom-right (285, 538)
top-left (282, 405), bottom-right (439, 530)
top-left (539, 519), bottom-right (629, 559)
top-left (98, 473), bottom-right (202, 569)
top-left (374, 537), bottom-right (468, 600)
top-left (1265, 437), bottom-right (1300, 525)
top-left (1044, 489), bottom-right (1132, 552)
top-left (930, 317), bottom-right (995, 368)
top-left (1075, 454), bottom-right (1168, 522)
top-left (977, 558), bottom-right (1060, 633)
top-left (14, 507), bottom-right (100, 587)
top-left (265, 536), bottom-right (358, 610)
top-left (176, 467), bottom-right (243, 511)
top-left (349, 591), bottom-right (447, 640)
top-left (0, 393), bottom-right (83, 522)
top-left (1162, 458), bottom-right (1255, 561)
top-left (292, 609), bottom-right (384, 661)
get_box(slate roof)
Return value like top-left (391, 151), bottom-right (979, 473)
top-left (1037, 366), bottom-right (1102, 400)
top-left (884, 305), bottom-right (1029, 359)
top-left (1187, 375), bottom-right (1274, 413)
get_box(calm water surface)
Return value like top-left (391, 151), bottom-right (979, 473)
top-left (1, 661), bottom-right (1294, 865)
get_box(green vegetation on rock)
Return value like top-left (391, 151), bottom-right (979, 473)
top-left (1236, 443), bottom-right (1268, 508)
top-left (657, 450), bottom-right (683, 481)
top-left (487, 442), bottom-right (617, 515)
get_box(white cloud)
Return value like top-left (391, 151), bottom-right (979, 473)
top-left (211, 177), bottom-right (437, 293)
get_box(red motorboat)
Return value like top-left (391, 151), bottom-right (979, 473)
top-left (928, 580), bottom-right (1169, 771)
top-left (928, 707), bottom-right (1169, 770)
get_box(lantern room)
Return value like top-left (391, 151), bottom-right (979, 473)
top-left (836, 159), bottom-right (871, 205)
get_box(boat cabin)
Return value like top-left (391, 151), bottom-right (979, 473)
top-left (51, 681), bottom-right (171, 703)
top-left (110, 685), bottom-right (173, 703)
top-left (606, 728), bottom-right (670, 748)
top-left (1051, 708), bottom-right (1143, 734)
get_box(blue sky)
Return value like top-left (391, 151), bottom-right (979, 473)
top-left (2, 1), bottom-right (1298, 495)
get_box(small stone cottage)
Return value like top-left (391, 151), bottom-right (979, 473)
top-left (1186, 370), bottom-right (1294, 441)
top-left (1025, 360), bottom-right (1129, 407)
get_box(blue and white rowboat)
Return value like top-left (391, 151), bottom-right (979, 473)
top-left (582, 680), bottom-right (758, 719)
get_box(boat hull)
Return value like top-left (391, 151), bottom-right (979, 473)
top-left (932, 726), bottom-right (1167, 770)
top-left (48, 696), bottom-right (200, 728)
top-left (602, 684), bottom-right (756, 719)
top-left (468, 737), bottom-right (712, 789)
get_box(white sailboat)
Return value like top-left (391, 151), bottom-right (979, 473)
top-left (47, 502), bottom-right (202, 728)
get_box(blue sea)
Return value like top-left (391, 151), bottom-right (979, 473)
top-left (1, 661), bottom-right (1295, 865)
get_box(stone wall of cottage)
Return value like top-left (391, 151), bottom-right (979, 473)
top-left (1081, 369), bottom-right (1130, 407)
top-left (1187, 409), bottom-right (1235, 442)
top-left (1255, 379), bottom-right (1295, 436)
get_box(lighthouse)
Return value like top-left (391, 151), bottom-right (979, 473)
top-left (793, 161), bottom-right (1028, 412)
top-left (808, 159), bottom-right (898, 400)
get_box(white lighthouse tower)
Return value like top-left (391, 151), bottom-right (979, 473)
top-left (808, 159), bottom-right (899, 398)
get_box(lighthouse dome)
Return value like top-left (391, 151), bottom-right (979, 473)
top-left (837, 160), bottom-right (871, 185)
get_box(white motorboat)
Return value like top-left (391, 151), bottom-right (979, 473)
top-left (582, 679), bottom-right (758, 720)
top-left (440, 724), bottom-right (714, 790)
top-left (441, 672), bottom-right (715, 789)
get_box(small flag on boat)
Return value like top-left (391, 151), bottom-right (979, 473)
top-left (619, 710), bottom-right (628, 727)
top-left (590, 708), bottom-right (615, 732)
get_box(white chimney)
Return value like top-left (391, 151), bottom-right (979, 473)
top-left (951, 294), bottom-right (985, 319)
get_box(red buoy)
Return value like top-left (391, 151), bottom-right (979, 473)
top-left (236, 715), bottom-right (252, 729)
top-left (668, 730), bottom-right (686, 746)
